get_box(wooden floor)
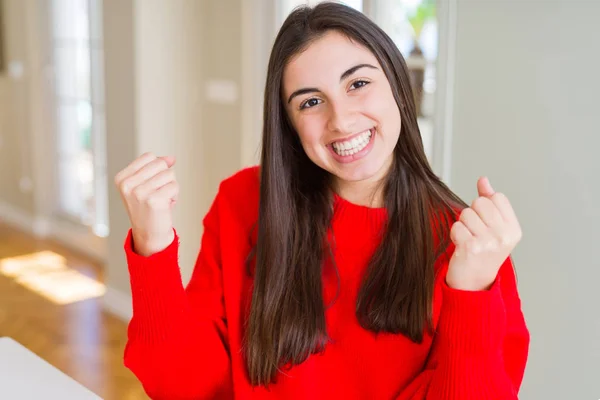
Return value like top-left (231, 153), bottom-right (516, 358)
top-left (0, 223), bottom-right (148, 400)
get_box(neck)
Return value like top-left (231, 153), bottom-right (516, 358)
top-left (333, 155), bottom-right (394, 208)
top-left (334, 179), bottom-right (385, 208)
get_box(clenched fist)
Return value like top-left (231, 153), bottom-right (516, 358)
top-left (114, 152), bottom-right (179, 257)
top-left (446, 177), bottom-right (523, 291)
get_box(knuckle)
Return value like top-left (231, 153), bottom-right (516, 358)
top-left (465, 240), bottom-right (480, 254)
top-left (166, 168), bottom-right (176, 181)
top-left (114, 173), bottom-right (122, 187)
top-left (493, 192), bottom-right (507, 202)
top-left (496, 227), bottom-right (513, 244)
top-left (460, 207), bottom-right (474, 221)
top-left (490, 237), bottom-right (502, 250)
top-left (120, 178), bottom-right (135, 196)
top-left (146, 195), bottom-right (158, 208)
top-left (154, 157), bottom-right (169, 169)
top-left (471, 197), bottom-right (487, 210)
top-left (146, 194), bottom-right (165, 209)
top-left (450, 222), bottom-right (466, 243)
top-left (450, 221), bottom-right (461, 233)
top-left (515, 228), bottom-right (523, 241)
top-left (500, 234), bottom-right (511, 246)
top-left (450, 224), bottom-right (459, 240)
top-left (137, 153), bottom-right (155, 167)
top-left (132, 186), bottom-right (145, 202)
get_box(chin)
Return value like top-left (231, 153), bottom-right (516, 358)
top-left (331, 158), bottom-right (391, 184)
top-left (324, 132), bottom-right (395, 184)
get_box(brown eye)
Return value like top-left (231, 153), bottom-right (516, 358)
top-left (350, 80), bottom-right (370, 90)
top-left (300, 98), bottom-right (323, 110)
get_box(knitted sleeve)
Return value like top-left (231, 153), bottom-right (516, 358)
top-left (123, 191), bottom-right (233, 399)
top-left (396, 255), bottom-right (530, 399)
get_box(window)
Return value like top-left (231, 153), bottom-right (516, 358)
top-left (369, 0), bottom-right (438, 159)
top-left (50, 0), bottom-right (108, 237)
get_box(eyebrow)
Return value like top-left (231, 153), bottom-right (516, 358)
top-left (287, 63), bottom-right (378, 104)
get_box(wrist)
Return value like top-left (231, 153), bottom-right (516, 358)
top-left (132, 229), bottom-right (175, 257)
top-left (446, 275), bottom-right (494, 291)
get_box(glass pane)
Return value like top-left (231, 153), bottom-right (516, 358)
top-left (51, 0), bottom-right (77, 40)
top-left (74, 0), bottom-right (90, 40)
top-left (57, 151), bottom-right (94, 222)
top-left (52, 0), bottom-right (91, 101)
top-left (54, 46), bottom-right (78, 99)
top-left (53, 34), bottom-right (90, 101)
top-left (51, 0), bottom-right (89, 41)
top-left (75, 43), bottom-right (91, 100)
top-left (56, 103), bottom-right (80, 155)
top-left (57, 157), bottom-right (84, 217)
top-left (56, 101), bottom-right (92, 154)
top-left (56, 100), bottom-right (94, 221)
top-left (52, 0), bottom-right (105, 229)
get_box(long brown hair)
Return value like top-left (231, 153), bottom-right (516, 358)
top-left (245, 2), bottom-right (467, 386)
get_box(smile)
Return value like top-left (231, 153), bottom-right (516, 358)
top-left (330, 129), bottom-right (373, 157)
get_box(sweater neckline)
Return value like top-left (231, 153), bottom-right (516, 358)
top-left (331, 192), bottom-right (388, 235)
top-left (332, 192), bottom-right (386, 212)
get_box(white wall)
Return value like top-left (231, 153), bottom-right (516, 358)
top-left (450, 1), bottom-right (599, 399)
top-left (103, 0), bottom-right (206, 317)
top-left (103, 0), bottom-right (244, 320)
top-left (133, 0), bottom-right (206, 285)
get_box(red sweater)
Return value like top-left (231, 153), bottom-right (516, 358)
top-left (123, 166), bottom-right (530, 399)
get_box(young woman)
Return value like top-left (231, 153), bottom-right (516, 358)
top-left (115, 3), bottom-right (530, 399)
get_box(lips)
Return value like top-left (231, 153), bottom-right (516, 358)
top-left (327, 128), bottom-right (376, 163)
top-left (330, 129), bottom-right (373, 157)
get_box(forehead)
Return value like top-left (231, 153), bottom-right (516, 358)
top-left (282, 31), bottom-right (379, 93)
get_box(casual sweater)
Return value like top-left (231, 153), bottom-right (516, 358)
top-left (123, 166), bottom-right (530, 400)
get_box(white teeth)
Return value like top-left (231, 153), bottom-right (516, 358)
top-left (331, 130), bottom-right (373, 156)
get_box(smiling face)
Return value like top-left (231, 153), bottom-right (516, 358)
top-left (282, 30), bottom-right (401, 193)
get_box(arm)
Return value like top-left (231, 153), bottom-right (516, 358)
top-left (396, 255), bottom-right (530, 399)
top-left (123, 193), bottom-right (232, 400)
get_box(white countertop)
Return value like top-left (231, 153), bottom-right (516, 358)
top-left (0, 337), bottom-right (102, 399)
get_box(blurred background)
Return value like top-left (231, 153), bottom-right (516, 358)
top-left (0, 0), bottom-right (597, 399)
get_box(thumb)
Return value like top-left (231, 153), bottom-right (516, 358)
top-left (477, 176), bottom-right (495, 198)
top-left (159, 155), bottom-right (176, 168)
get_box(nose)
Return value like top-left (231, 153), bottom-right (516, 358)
top-left (326, 99), bottom-right (358, 135)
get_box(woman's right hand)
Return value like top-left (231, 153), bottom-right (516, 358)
top-left (114, 152), bottom-right (179, 257)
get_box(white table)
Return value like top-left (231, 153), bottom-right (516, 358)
top-left (0, 337), bottom-right (102, 399)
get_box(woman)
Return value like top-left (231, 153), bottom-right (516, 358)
top-left (115, 3), bottom-right (530, 399)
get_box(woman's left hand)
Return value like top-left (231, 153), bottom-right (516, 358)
top-left (446, 177), bottom-right (523, 291)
